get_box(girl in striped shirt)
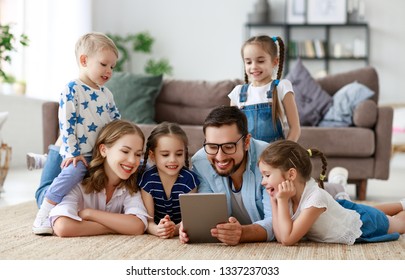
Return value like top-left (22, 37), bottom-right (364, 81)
top-left (138, 122), bottom-right (199, 238)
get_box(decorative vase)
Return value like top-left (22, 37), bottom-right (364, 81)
top-left (0, 143), bottom-right (12, 193)
top-left (248, 0), bottom-right (270, 24)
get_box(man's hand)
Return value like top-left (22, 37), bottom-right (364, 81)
top-left (211, 216), bottom-right (242, 246)
top-left (178, 221), bottom-right (189, 244)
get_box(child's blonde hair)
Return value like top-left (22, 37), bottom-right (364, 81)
top-left (75, 32), bottom-right (118, 64)
top-left (259, 140), bottom-right (327, 188)
top-left (82, 119), bottom-right (145, 195)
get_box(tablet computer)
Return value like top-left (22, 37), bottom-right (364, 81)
top-left (179, 193), bottom-right (228, 243)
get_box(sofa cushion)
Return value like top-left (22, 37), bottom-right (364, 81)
top-left (285, 59), bottom-right (333, 126)
top-left (318, 81), bottom-right (375, 127)
top-left (298, 127), bottom-right (375, 157)
top-left (105, 72), bottom-right (163, 124)
top-left (155, 79), bottom-right (242, 125)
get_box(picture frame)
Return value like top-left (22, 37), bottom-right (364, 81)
top-left (306, 0), bottom-right (347, 24)
top-left (286, 0), bottom-right (306, 24)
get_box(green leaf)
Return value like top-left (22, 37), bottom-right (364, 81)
top-left (144, 58), bottom-right (173, 76)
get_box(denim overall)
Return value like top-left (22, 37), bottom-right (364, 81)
top-left (239, 81), bottom-right (284, 143)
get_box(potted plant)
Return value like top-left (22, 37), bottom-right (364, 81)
top-left (107, 31), bottom-right (172, 76)
top-left (0, 23), bottom-right (29, 92)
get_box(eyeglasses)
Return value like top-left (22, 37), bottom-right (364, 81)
top-left (203, 135), bottom-right (245, 155)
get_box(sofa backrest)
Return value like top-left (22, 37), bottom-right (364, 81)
top-left (316, 66), bottom-right (379, 103)
top-left (154, 79), bottom-right (243, 125)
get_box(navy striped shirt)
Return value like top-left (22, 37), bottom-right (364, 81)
top-left (138, 166), bottom-right (199, 224)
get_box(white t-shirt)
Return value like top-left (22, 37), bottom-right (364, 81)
top-left (228, 79), bottom-right (294, 137)
top-left (292, 178), bottom-right (363, 245)
top-left (49, 183), bottom-right (149, 231)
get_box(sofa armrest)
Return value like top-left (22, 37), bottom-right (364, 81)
top-left (353, 100), bottom-right (378, 128)
top-left (373, 106), bottom-right (393, 180)
top-left (42, 101), bottom-right (59, 153)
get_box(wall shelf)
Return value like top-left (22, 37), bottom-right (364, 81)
top-left (245, 22), bottom-right (369, 75)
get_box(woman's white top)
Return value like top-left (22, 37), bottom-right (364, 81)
top-left (49, 183), bottom-right (149, 230)
top-left (292, 178), bottom-right (363, 245)
top-left (228, 79), bottom-right (294, 137)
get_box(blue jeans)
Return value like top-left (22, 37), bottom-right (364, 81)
top-left (34, 145), bottom-right (91, 208)
top-left (241, 103), bottom-right (284, 143)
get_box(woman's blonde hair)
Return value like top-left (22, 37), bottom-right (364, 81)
top-left (82, 119), bottom-right (145, 194)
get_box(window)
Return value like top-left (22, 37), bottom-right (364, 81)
top-left (1, 0), bottom-right (92, 100)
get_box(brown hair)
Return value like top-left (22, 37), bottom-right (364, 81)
top-left (259, 140), bottom-right (327, 188)
top-left (203, 105), bottom-right (249, 136)
top-left (241, 35), bottom-right (285, 130)
top-left (82, 119), bottom-right (145, 194)
top-left (140, 122), bottom-right (190, 175)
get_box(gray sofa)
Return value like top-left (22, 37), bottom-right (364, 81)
top-left (42, 66), bottom-right (393, 200)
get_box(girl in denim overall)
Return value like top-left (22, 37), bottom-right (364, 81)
top-left (228, 36), bottom-right (300, 143)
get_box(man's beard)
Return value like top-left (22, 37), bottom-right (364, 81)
top-left (211, 152), bottom-right (247, 177)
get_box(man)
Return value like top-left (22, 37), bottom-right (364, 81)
top-left (179, 105), bottom-right (350, 246)
top-left (179, 106), bottom-right (272, 245)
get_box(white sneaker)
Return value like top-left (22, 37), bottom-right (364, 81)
top-left (328, 167), bottom-right (349, 188)
top-left (328, 167), bottom-right (351, 201)
top-left (26, 153), bottom-right (47, 171)
top-left (32, 213), bottom-right (53, 235)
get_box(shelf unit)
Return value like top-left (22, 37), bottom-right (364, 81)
top-left (245, 22), bottom-right (369, 75)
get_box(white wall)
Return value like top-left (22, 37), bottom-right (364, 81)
top-left (92, 0), bottom-right (256, 81)
top-left (0, 94), bottom-right (44, 168)
top-left (92, 0), bottom-right (405, 105)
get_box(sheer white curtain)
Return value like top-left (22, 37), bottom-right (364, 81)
top-left (22, 0), bottom-right (92, 100)
top-left (0, 0), bottom-right (25, 83)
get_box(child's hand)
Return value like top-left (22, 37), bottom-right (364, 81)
top-left (276, 180), bottom-right (296, 200)
top-left (61, 155), bottom-right (88, 168)
top-left (157, 215), bottom-right (175, 239)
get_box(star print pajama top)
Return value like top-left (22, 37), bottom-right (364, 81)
top-left (58, 79), bottom-right (121, 159)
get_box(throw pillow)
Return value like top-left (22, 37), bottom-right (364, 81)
top-left (0, 111), bottom-right (8, 142)
top-left (318, 81), bottom-right (375, 127)
top-left (285, 59), bottom-right (333, 126)
top-left (105, 72), bottom-right (163, 124)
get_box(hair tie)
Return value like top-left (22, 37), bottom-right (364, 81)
top-left (272, 36), bottom-right (277, 42)
top-left (319, 174), bottom-right (326, 181)
top-left (274, 79), bottom-right (279, 86)
top-left (307, 149), bottom-right (312, 157)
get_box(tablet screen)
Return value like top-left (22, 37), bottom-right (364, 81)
top-left (179, 193), bottom-right (228, 243)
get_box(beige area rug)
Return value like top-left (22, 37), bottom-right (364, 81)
top-left (0, 201), bottom-right (404, 260)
